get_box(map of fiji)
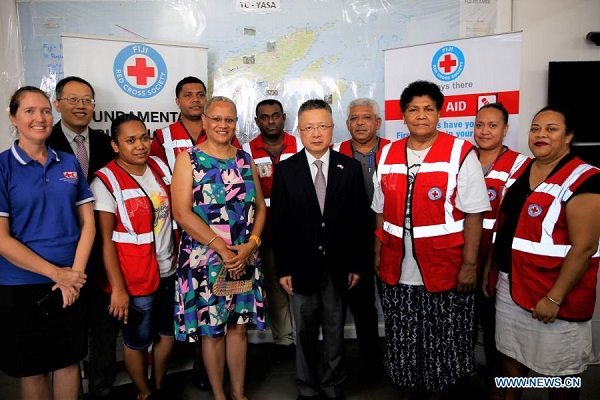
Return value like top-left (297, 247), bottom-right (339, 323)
top-left (217, 25), bottom-right (331, 90)
top-left (213, 23), bottom-right (353, 141)
top-left (18, 0), bottom-right (465, 143)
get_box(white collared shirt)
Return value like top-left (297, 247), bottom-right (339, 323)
top-left (61, 122), bottom-right (90, 159)
top-left (305, 149), bottom-right (330, 184)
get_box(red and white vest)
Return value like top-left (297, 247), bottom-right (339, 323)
top-left (95, 156), bottom-right (176, 296)
top-left (332, 137), bottom-right (391, 167)
top-left (504, 157), bottom-right (599, 320)
top-left (480, 148), bottom-right (529, 260)
top-left (375, 132), bottom-right (474, 292)
top-left (153, 121), bottom-right (241, 172)
top-left (242, 132), bottom-right (302, 207)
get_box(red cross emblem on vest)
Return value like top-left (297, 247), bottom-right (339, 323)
top-left (527, 203), bottom-right (543, 217)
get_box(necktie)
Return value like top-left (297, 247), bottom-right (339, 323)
top-left (74, 134), bottom-right (89, 177)
top-left (314, 160), bottom-right (326, 214)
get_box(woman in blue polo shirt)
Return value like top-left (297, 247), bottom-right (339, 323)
top-left (0, 86), bottom-right (95, 400)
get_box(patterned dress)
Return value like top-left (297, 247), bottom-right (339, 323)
top-left (174, 147), bottom-right (266, 340)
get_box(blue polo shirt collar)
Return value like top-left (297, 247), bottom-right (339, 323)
top-left (11, 141), bottom-right (61, 166)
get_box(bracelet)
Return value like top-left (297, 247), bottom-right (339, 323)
top-left (545, 295), bottom-right (561, 306)
top-left (206, 235), bottom-right (218, 247)
top-left (249, 234), bottom-right (261, 247)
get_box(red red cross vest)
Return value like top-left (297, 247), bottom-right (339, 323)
top-left (504, 156), bottom-right (599, 321)
top-left (152, 121), bottom-right (241, 172)
top-left (332, 137), bottom-right (391, 167)
top-left (242, 132), bottom-right (302, 206)
top-left (95, 156), bottom-right (177, 296)
top-left (375, 132), bottom-right (474, 291)
top-left (480, 148), bottom-right (529, 262)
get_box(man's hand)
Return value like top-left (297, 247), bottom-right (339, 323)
top-left (279, 276), bottom-right (293, 295)
top-left (348, 273), bottom-right (360, 289)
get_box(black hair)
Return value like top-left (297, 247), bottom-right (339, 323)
top-left (533, 104), bottom-right (576, 140)
top-left (9, 86), bottom-right (51, 116)
top-left (176, 76), bottom-right (207, 97)
top-left (399, 80), bottom-right (444, 113)
top-left (298, 99), bottom-right (332, 119)
top-left (256, 99), bottom-right (284, 116)
top-left (477, 102), bottom-right (509, 125)
top-left (110, 113), bottom-right (146, 141)
top-left (55, 76), bottom-right (95, 99)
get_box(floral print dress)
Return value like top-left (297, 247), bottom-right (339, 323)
top-left (174, 147), bottom-right (266, 340)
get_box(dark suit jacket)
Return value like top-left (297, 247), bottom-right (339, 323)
top-left (271, 149), bottom-right (370, 295)
top-left (47, 122), bottom-right (114, 182)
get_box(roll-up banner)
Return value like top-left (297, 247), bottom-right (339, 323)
top-left (62, 33), bottom-right (208, 136)
top-left (384, 32), bottom-right (522, 149)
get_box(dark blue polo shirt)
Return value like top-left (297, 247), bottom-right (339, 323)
top-left (0, 142), bottom-right (94, 285)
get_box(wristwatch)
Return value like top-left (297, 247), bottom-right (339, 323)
top-left (249, 234), bottom-right (261, 247)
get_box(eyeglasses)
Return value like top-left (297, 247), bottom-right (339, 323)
top-left (204, 115), bottom-right (238, 125)
top-left (299, 124), bottom-right (333, 134)
top-left (58, 96), bottom-right (95, 106)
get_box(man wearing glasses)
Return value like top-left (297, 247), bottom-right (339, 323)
top-left (271, 99), bottom-right (369, 400)
top-left (48, 76), bottom-right (113, 181)
top-left (48, 76), bottom-right (116, 400)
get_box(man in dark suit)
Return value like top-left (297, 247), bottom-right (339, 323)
top-left (48, 76), bottom-right (113, 182)
top-left (48, 76), bottom-right (115, 399)
top-left (271, 99), bottom-right (369, 400)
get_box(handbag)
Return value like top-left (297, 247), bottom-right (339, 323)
top-left (212, 252), bottom-right (256, 296)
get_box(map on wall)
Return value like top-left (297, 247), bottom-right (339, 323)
top-left (17, 0), bottom-right (499, 142)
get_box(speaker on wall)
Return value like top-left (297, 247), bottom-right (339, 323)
top-left (548, 61), bottom-right (600, 167)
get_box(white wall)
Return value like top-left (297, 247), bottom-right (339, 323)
top-left (0, 1), bottom-right (24, 151)
top-left (513, 0), bottom-right (600, 155)
top-left (2, 0), bottom-right (599, 154)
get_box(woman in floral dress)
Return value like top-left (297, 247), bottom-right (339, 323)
top-left (171, 96), bottom-right (267, 400)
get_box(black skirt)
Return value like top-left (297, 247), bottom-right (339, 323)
top-left (0, 283), bottom-right (87, 377)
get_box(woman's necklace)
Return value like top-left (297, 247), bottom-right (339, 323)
top-left (407, 132), bottom-right (438, 160)
top-left (408, 146), bottom-right (425, 160)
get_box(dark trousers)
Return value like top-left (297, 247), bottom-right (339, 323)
top-left (88, 286), bottom-right (120, 397)
top-left (261, 245), bottom-right (294, 345)
top-left (291, 272), bottom-right (347, 398)
top-left (347, 271), bottom-right (382, 365)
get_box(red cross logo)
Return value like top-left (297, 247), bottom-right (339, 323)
top-left (127, 57), bottom-right (155, 85)
top-left (528, 203), bottom-right (542, 217)
top-left (438, 54), bottom-right (457, 73)
top-left (428, 187), bottom-right (443, 201)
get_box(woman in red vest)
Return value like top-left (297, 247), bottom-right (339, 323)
top-left (484, 105), bottom-right (600, 400)
top-left (372, 80), bottom-right (491, 398)
top-left (91, 114), bottom-right (178, 400)
top-left (473, 102), bottom-right (528, 399)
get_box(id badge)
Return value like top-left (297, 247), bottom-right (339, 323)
top-left (257, 162), bottom-right (273, 178)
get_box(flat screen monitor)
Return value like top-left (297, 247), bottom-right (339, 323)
top-left (548, 61), bottom-right (600, 167)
